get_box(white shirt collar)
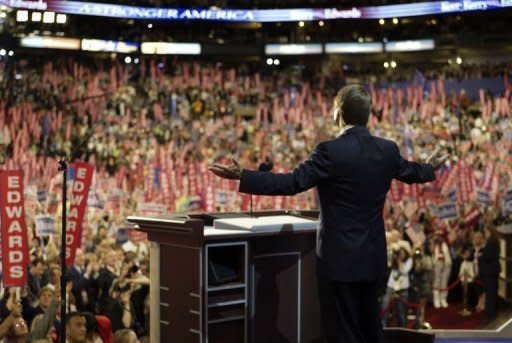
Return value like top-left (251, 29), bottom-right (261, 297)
top-left (339, 124), bottom-right (354, 136)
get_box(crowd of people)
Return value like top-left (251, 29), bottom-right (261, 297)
top-left (0, 54), bottom-right (511, 340)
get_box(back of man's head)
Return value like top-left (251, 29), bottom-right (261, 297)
top-left (334, 84), bottom-right (371, 126)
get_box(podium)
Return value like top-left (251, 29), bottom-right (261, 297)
top-left (128, 210), bottom-right (323, 343)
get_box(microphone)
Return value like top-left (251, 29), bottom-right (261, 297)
top-left (250, 160), bottom-right (274, 217)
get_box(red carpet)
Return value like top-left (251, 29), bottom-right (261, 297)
top-left (400, 303), bottom-right (485, 330)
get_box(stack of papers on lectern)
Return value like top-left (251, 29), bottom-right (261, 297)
top-left (213, 215), bottom-right (318, 232)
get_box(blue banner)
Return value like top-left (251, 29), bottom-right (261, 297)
top-left (437, 202), bottom-right (458, 220)
top-left (1, 0), bottom-right (511, 22)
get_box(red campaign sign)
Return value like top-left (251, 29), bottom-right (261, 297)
top-left (457, 160), bottom-right (470, 203)
top-left (465, 165), bottom-right (475, 193)
top-left (464, 206), bottom-right (482, 228)
top-left (481, 163), bottom-right (496, 191)
top-left (0, 171), bottom-right (29, 287)
top-left (66, 162), bottom-right (94, 266)
top-left (441, 164), bottom-right (459, 195)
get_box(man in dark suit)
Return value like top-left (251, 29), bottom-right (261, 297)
top-left (209, 84), bottom-right (448, 342)
top-left (65, 249), bottom-right (90, 312)
top-left (27, 257), bottom-right (46, 303)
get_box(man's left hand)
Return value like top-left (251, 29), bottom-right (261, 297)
top-left (426, 147), bottom-right (450, 170)
top-left (208, 158), bottom-right (242, 180)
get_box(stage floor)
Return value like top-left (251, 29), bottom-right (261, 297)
top-left (436, 340), bottom-right (512, 343)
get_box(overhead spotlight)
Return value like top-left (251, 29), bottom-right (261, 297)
top-left (456, 56), bottom-right (462, 64)
top-left (391, 60), bottom-right (397, 68)
top-left (383, 61), bottom-right (389, 68)
top-left (42, 11), bottom-right (55, 23)
top-left (448, 59), bottom-right (453, 64)
top-left (124, 56), bottom-right (132, 64)
top-left (0, 49), bottom-right (6, 56)
top-left (379, 18), bottom-right (385, 25)
top-left (318, 20), bottom-right (324, 27)
top-left (273, 58), bottom-right (280, 65)
top-left (16, 10), bottom-right (29, 22)
top-left (134, 58), bottom-right (139, 64)
top-left (56, 13), bottom-right (67, 24)
top-left (31, 12), bottom-right (42, 22)
top-left (358, 37), bottom-right (364, 43)
top-left (298, 21), bottom-right (305, 27)
top-left (147, 23), bottom-right (153, 29)
top-left (392, 17), bottom-right (398, 25)
top-left (8, 50), bottom-right (13, 57)
top-left (266, 58), bottom-right (273, 65)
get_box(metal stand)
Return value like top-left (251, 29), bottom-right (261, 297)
top-left (57, 159), bottom-right (68, 343)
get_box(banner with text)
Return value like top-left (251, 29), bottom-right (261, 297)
top-left (1, 0), bottom-right (511, 22)
top-left (66, 162), bottom-right (94, 266)
top-left (0, 171), bottom-right (29, 287)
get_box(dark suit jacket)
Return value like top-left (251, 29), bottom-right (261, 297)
top-left (239, 125), bottom-right (435, 282)
top-left (65, 265), bottom-right (89, 311)
top-left (479, 238), bottom-right (500, 277)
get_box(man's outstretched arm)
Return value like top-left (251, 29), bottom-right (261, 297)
top-left (209, 142), bottom-right (332, 196)
top-left (394, 145), bottom-right (449, 184)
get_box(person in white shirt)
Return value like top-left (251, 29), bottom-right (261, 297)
top-left (432, 229), bottom-right (452, 308)
top-left (459, 249), bottom-right (475, 283)
top-left (381, 242), bottom-right (413, 327)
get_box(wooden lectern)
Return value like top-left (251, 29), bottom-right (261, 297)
top-left (128, 210), bottom-right (323, 343)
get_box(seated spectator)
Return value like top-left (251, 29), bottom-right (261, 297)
top-left (83, 312), bottom-right (103, 343)
top-left (113, 329), bottom-right (138, 343)
top-left (26, 286), bottom-right (55, 327)
top-left (95, 315), bottom-right (114, 343)
top-left (0, 300), bottom-right (23, 339)
top-left (66, 312), bottom-right (87, 343)
top-left (3, 316), bottom-right (29, 343)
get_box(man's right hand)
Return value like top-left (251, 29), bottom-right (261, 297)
top-left (208, 158), bottom-right (242, 180)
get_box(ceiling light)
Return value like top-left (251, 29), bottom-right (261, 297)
top-left (298, 21), bottom-right (305, 27)
top-left (273, 58), bottom-right (280, 65)
top-left (8, 50), bottom-right (14, 56)
top-left (391, 60), bottom-right (397, 68)
top-left (319, 21), bottom-right (324, 27)
top-left (456, 56), bottom-right (462, 64)
top-left (392, 18), bottom-right (398, 25)
top-left (0, 49), bottom-right (6, 56)
top-left (124, 56), bottom-right (132, 64)
top-left (383, 61), bottom-right (389, 68)
top-left (43, 12), bottom-right (55, 23)
top-left (56, 13), bottom-right (67, 24)
top-left (16, 10), bottom-right (28, 22)
top-left (147, 23), bottom-right (153, 29)
top-left (266, 58), bottom-right (273, 65)
top-left (31, 12), bottom-right (42, 22)
top-left (379, 19), bottom-right (385, 25)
